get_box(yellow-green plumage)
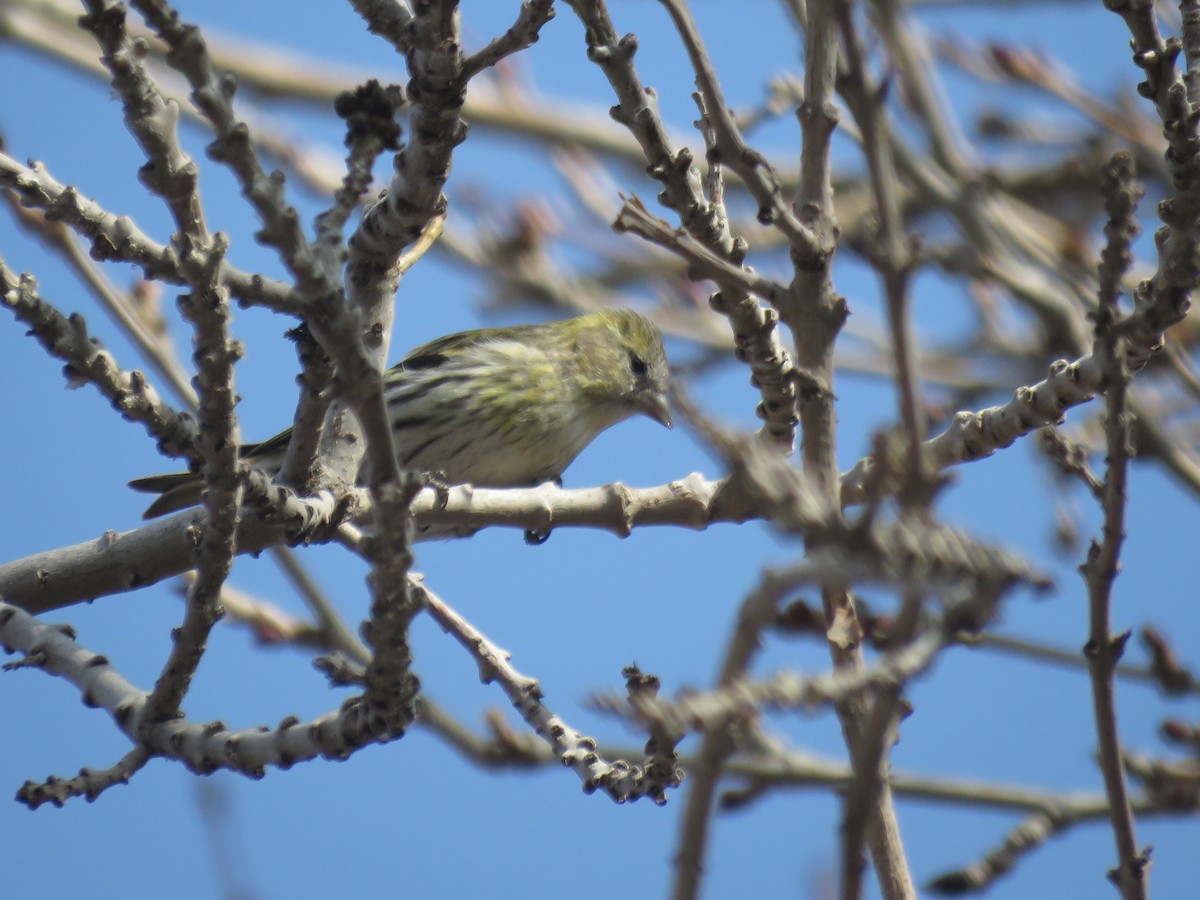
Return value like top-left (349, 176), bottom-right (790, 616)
top-left (130, 309), bottom-right (671, 518)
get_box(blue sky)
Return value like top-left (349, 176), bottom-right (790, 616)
top-left (1, 2), bottom-right (1197, 898)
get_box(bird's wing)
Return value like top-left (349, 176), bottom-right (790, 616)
top-left (398, 324), bottom-right (535, 371)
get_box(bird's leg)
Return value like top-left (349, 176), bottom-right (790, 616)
top-left (524, 475), bottom-right (560, 544)
top-left (423, 470), bottom-right (453, 510)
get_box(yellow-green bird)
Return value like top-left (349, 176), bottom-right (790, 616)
top-left (130, 309), bottom-right (672, 518)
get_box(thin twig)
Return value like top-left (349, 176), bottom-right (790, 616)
top-left (1080, 151), bottom-right (1149, 899)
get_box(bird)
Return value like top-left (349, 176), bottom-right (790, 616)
top-left (129, 308), bottom-right (672, 519)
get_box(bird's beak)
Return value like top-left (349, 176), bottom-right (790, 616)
top-left (640, 392), bottom-right (674, 429)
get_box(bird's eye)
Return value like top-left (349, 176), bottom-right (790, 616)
top-left (629, 352), bottom-right (649, 378)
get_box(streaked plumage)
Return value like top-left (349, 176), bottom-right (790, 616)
top-left (130, 309), bottom-right (671, 518)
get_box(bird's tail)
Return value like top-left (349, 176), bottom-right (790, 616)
top-left (127, 472), bottom-right (205, 519)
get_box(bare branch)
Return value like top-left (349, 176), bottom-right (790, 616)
top-left (564, 0), bottom-right (800, 450)
top-left (423, 580), bottom-right (683, 803)
top-left (0, 150), bottom-right (300, 314)
top-left (0, 260), bottom-right (197, 460)
top-left (1080, 151), bottom-right (1149, 900)
top-left (0, 475), bottom-right (744, 615)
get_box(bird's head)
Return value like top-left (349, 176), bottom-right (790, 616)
top-left (567, 309), bottom-right (672, 430)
